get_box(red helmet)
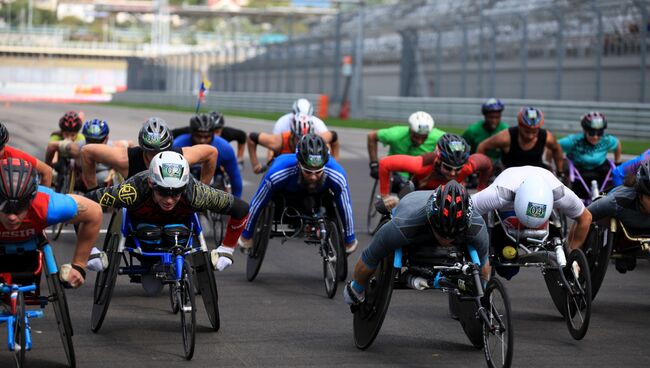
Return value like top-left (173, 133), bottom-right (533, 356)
top-left (0, 158), bottom-right (38, 214)
top-left (59, 111), bottom-right (83, 133)
top-left (517, 107), bottom-right (544, 128)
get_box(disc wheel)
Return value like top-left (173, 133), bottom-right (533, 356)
top-left (584, 224), bottom-right (612, 301)
top-left (190, 250), bottom-right (220, 331)
top-left (483, 278), bottom-right (514, 368)
top-left (366, 180), bottom-right (382, 235)
top-left (564, 249), bottom-right (592, 340)
top-left (177, 259), bottom-right (196, 360)
top-left (353, 253), bottom-right (395, 350)
top-left (90, 211), bottom-right (122, 333)
top-left (246, 204), bottom-right (273, 282)
top-left (322, 220), bottom-right (342, 299)
top-left (13, 291), bottom-right (26, 368)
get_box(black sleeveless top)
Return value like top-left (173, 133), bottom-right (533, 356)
top-left (127, 147), bottom-right (183, 179)
top-left (502, 126), bottom-right (547, 168)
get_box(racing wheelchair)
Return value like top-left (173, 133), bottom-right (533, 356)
top-left (487, 210), bottom-right (592, 340)
top-left (566, 159), bottom-right (615, 206)
top-left (353, 200), bottom-right (513, 368)
top-left (89, 209), bottom-right (220, 360)
top-left (366, 174), bottom-right (411, 235)
top-left (0, 236), bottom-right (76, 367)
top-left (246, 190), bottom-right (348, 298)
top-left (51, 157), bottom-right (77, 241)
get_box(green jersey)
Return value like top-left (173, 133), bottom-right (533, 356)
top-left (376, 125), bottom-right (445, 156)
top-left (462, 120), bottom-right (508, 161)
top-left (49, 132), bottom-right (84, 143)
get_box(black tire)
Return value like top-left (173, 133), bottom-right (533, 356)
top-left (246, 203), bottom-right (273, 282)
top-left (178, 259), bottom-right (196, 360)
top-left (332, 208), bottom-right (348, 282)
top-left (483, 278), bottom-right (514, 368)
top-left (169, 284), bottom-right (180, 314)
top-left (45, 272), bottom-right (75, 368)
top-left (584, 225), bottom-right (613, 301)
top-left (190, 251), bottom-right (220, 331)
top-left (13, 291), bottom-right (26, 368)
top-left (564, 249), bottom-right (592, 340)
top-left (353, 253), bottom-right (395, 350)
top-left (366, 180), bottom-right (381, 235)
top-left (210, 211), bottom-right (227, 245)
top-left (323, 220), bottom-right (342, 299)
top-left (52, 167), bottom-right (74, 241)
top-left (543, 268), bottom-right (567, 318)
top-left (91, 211), bottom-right (122, 333)
top-left (457, 294), bottom-right (483, 348)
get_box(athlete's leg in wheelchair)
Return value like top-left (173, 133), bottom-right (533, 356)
top-left (490, 225), bottom-right (520, 280)
top-left (0, 251), bottom-right (42, 299)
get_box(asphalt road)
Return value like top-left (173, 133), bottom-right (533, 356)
top-left (2, 102), bottom-right (650, 367)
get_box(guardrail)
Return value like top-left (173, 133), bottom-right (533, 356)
top-left (366, 97), bottom-right (650, 140)
top-left (112, 91), bottom-right (325, 116)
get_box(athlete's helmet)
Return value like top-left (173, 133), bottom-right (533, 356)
top-left (635, 161), bottom-right (650, 196)
top-left (481, 98), bottom-right (505, 115)
top-left (580, 111), bottom-right (607, 131)
top-left (82, 119), bottom-right (110, 143)
top-left (138, 117), bottom-right (173, 152)
top-left (436, 134), bottom-right (471, 169)
top-left (514, 178), bottom-right (554, 228)
top-left (190, 114), bottom-right (216, 133)
top-left (292, 98), bottom-right (314, 119)
top-left (292, 98), bottom-right (314, 137)
top-left (290, 116), bottom-right (314, 138)
top-left (0, 122), bottom-right (8, 148)
top-left (426, 180), bottom-right (472, 238)
top-left (149, 151), bottom-right (190, 195)
top-left (209, 111), bottom-right (225, 129)
top-left (296, 134), bottom-right (329, 169)
top-left (0, 158), bottom-right (39, 214)
top-left (408, 111), bottom-right (434, 136)
top-left (59, 111), bottom-right (83, 132)
top-left (517, 107), bottom-right (544, 128)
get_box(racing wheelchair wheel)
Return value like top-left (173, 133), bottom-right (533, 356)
top-left (246, 203), bottom-right (274, 282)
top-left (457, 293), bottom-right (483, 348)
top-left (483, 278), bottom-right (514, 368)
top-left (44, 268), bottom-right (75, 367)
top-left (352, 252), bottom-right (395, 350)
top-left (51, 166), bottom-right (75, 241)
top-left (177, 259), bottom-right (196, 360)
top-left (323, 220), bottom-right (343, 299)
top-left (91, 210), bottom-right (122, 333)
top-left (564, 249), bottom-right (592, 340)
top-left (583, 224), bottom-right (612, 301)
top-left (13, 291), bottom-right (26, 368)
top-left (366, 180), bottom-right (382, 235)
top-left (190, 250), bottom-right (220, 331)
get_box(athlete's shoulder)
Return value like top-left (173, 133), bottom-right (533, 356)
top-left (2, 146), bottom-right (37, 165)
top-left (173, 133), bottom-right (193, 148)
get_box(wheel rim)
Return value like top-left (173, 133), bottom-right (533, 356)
top-left (366, 180), bottom-right (380, 235)
top-left (179, 262), bottom-right (196, 360)
top-left (91, 228), bottom-right (121, 332)
top-left (564, 250), bottom-right (592, 340)
top-left (483, 280), bottom-right (513, 368)
top-left (323, 225), bottom-right (339, 298)
top-left (13, 292), bottom-right (26, 367)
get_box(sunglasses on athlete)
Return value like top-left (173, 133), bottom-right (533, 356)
top-left (299, 163), bottom-right (325, 175)
top-left (153, 185), bottom-right (185, 197)
top-left (586, 129), bottom-right (604, 137)
top-left (440, 162), bottom-right (464, 172)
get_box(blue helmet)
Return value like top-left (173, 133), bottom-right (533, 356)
top-left (481, 98), bottom-right (504, 115)
top-left (82, 119), bottom-right (110, 143)
top-left (517, 107), bottom-right (544, 128)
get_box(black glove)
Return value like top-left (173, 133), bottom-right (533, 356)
top-left (369, 161), bottom-right (379, 179)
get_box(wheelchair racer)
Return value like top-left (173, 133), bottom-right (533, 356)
top-left (0, 158), bottom-right (102, 288)
top-left (271, 98), bottom-right (340, 159)
top-left (344, 180), bottom-right (490, 305)
top-left (378, 134), bottom-right (493, 210)
top-left (471, 166), bottom-right (592, 279)
top-left (611, 148), bottom-right (650, 186)
top-left (557, 112), bottom-right (621, 198)
top-left (239, 134), bottom-right (357, 254)
top-left (367, 111), bottom-right (445, 182)
top-left (81, 117), bottom-right (217, 191)
top-left (477, 107), bottom-right (564, 172)
top-left (0, 122), bottom-right (52, 186)
top-left (85, 151), bottom-right (250, 271)
top-left (45, 111), bottom-right (85, 168)
top-left (587, 162), bottom-right (650, 273)
top-left (173, 113), bottom-right (243, 198)
top-left (462, 98), bottom-right (508, 164)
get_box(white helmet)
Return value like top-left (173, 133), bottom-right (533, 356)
top-left (514, 178), bottom-right (554, 228)
top-left (408, 111), bottom-right (434, 135)
top-left (149, 151), bottom-right (190, 193)
top-left (292, 98), bottom-right (314, 117)
top-left (292, 98), bottom-right (314, 137)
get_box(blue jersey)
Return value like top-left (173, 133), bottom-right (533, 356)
top-left (243, 154), bottom-right (356, 244)
top-left (173, 133), bottom-right (243, 198)
top-left (558, 133), bottom-right (618, 170)
top-left (613, 149), bottom-right (650, 186)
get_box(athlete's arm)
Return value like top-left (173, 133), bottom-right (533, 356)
top-left (34, 159), bottom-right (53, 187)
top-left (317, 131), bottom-right (340, 160)
top-left (477, 129), bottom-right (510, 155)
top-left (378, 155), bottom-right (422, 196)
top-left (81, 144), bottom-right (128, 190)
top-left (66, 194), bottom-right (103, 286)
top-left (181, 145), bottom-right (218, 185)
top-left (222, 153), bottom-right (243, 198)
top-left (241, 177), bottom-right (276, 240)
top-left (367, 131), bottom-right (380, 163)
top-left (248, 132), bottom-right (282, 173)
top-left (568, 208), bottom-right (592, 251)
top-left (468, 153), bottom-right (494, 191)
top-left (614, 139), bottom-right (622, 164)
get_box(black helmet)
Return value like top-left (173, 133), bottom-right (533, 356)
top-left (0, 158), bottom-right (39, 214)
top-left (190, 114), bottom-right (216, 133)
top-left (436, 134), bottom-right (470, 168)
top-left (138, 117), bottom-right (173, 152)
top-left (426, 180), bottom-right (472, 238)
top-left (580, 111), bottom-right (607, 131)
top-left (209, 111), bottom-right (225, 129)
top-left (0, 122), bottom-right (8, 148)
top-left (635, 161), bottom-right (650, 195)
top-left (296, 134), bottom-right (329, 169)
